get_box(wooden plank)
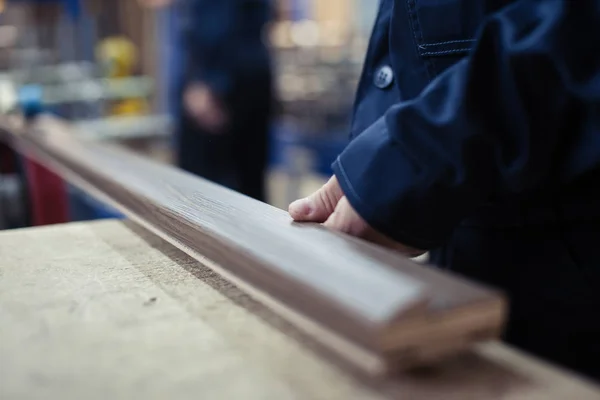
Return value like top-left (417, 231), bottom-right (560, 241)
top-left (0, 220), bottom-right (598, 399)
top-left (0, 114), bottom-right (506, 374)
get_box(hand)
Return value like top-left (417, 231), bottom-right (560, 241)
top-left (183, 83), bottom-right (228, 134)
top-left (288, 176), bottom-right (425, 257)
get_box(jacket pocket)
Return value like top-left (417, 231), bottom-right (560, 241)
top-left (405, 0), bottom-right (506, 74)
top-left (416, 39), bottom-right (475, 57)
top-left (408, 0), bottom-right (485, 51)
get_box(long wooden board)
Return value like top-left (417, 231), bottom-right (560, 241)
top-left (0, 114), bottom-right (507, 375)
top-left (2, 219), bottom-right (599, 399)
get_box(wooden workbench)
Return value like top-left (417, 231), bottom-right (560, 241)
top-left (1, 219), bottom-right (599, 400)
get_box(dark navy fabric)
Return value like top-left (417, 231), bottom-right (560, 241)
top-left (334, 0), bottom-right (600, 249)
top-left (431, 220), bottom-right (600, 378)
top-left (175, 0), bottom-right (273, 202)
top-left (335, 0), bottom-right (600, 378)
top-left (177, 76), bottom-right (272, 201)
top-left (178, 0), bottom-right (272, 98)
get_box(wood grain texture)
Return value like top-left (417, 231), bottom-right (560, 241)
top-left (0, 114), bottom-right (506, 373)
top-left (1, 220), bottom-right (598, 400)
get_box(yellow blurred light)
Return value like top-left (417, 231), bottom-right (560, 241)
top-left (269, 21), bottom-right (294, 48)
top-left (290, 20), bottom-right (320, 47)
top-left (95, 37), bottom-right (138, 78)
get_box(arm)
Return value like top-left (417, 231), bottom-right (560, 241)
top-left (332, 0), bottom-right (600, 250)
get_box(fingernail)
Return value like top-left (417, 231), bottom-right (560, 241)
top-left (289, 199), bottom-right (313, 218)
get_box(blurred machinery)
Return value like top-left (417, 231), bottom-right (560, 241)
top-left (270, 23), bottom-right (365, 137)
top-left (264, 0), bottom-right (376, 208)
top-left (0, 1), bottom-right (156, 120)
top-left (0, 0), bottom-right (378, 225)
top-left (0, 0), bottom-right (171, 228)
top-left (270, 0), bottom-right (372, 136)
top-left (95, 35), bottom-right (150, 116)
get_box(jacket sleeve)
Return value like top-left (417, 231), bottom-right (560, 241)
top-left (183, 0), bottom-right (270, 96)
top-left (332, 0), bottom-right (600, 250)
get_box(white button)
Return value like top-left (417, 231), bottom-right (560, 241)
top-left (374, 65), bottom-right (394, 89)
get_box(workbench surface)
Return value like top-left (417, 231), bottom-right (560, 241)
top-left (1, 219), bottom-right (599, 400)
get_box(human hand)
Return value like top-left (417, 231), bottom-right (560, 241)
top-left (183, 83), bottom-right (228, 134)
top-left (288, 176), bottom-right (425, 257)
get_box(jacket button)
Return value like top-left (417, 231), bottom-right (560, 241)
top-left (373, 65), bottom-right (394, 89)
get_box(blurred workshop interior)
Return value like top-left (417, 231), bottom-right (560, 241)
top-left (0, 0), bottom-right (378, 230)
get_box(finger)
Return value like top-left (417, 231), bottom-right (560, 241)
top-left (289, 176), bottom-right (343, 222)
top-left (324, 198), bottom-right (426, 257)
top-left (323, 196), bottom-right (365, 235)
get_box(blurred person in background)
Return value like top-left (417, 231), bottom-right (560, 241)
top-left (176, 0), bottom-right (273, 202)
top-left (289, 0), bottom-right (600, 379)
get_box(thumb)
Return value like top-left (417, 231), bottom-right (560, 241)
top-left (289, 176), bottom-right (344, 223)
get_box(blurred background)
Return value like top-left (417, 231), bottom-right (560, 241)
top-left (0, 0), bottom-right (378, 229)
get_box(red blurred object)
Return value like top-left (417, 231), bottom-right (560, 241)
top-left (23, 157), bottom-right (69, 226)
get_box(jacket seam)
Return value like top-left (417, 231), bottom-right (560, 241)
top-left (421, 48), bottom-right (472, 56)
top-left (406, 0), bottom-right (434, 83)
top-left (419, 39), bottom-right (476, 48)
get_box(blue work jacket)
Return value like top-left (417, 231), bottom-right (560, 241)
top-left (334, 0), bottom-right (600, 250)
top-left (178, 0), bottom-right (272, 98)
